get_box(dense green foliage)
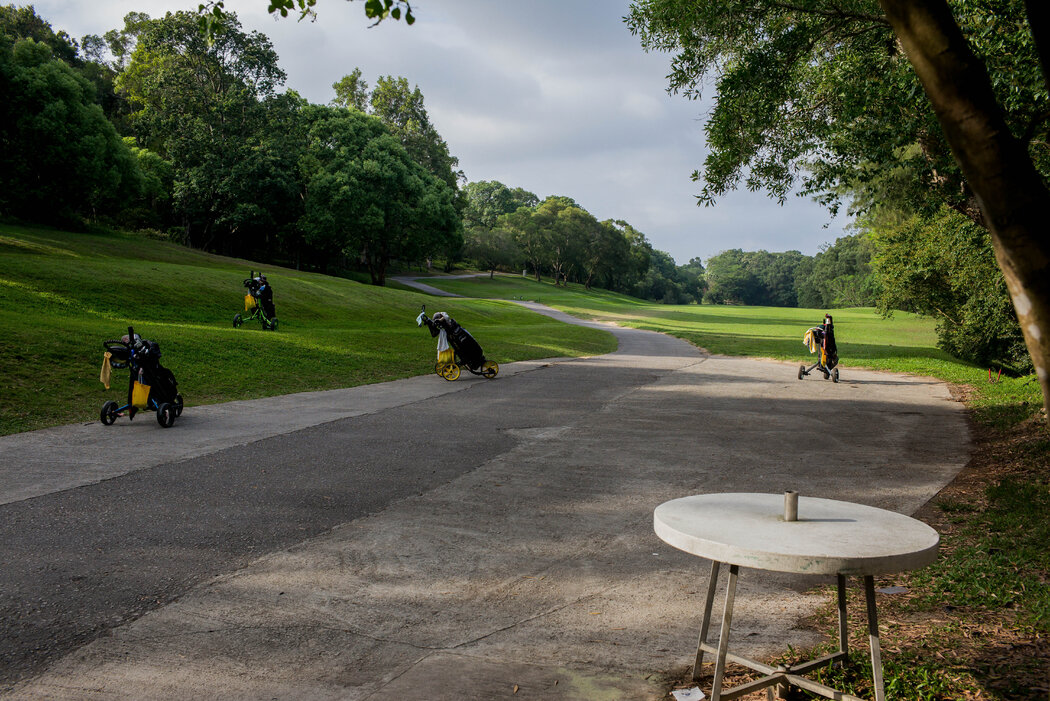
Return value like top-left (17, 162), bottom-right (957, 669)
top-left (0, 223), bottom-right (615, 435)
top-left (871, 207), bottom-right (1030, 372)
top-left (1, 6), bottom-right (462, 282)
top-left (461, 181), bottom-right (539, 229)
top-left (626, 0), bottom-right (1047, 221)
top-left (299, 105), bottom-right (459, 283)
top-left (461, 189), bottom-right (703, 303)
top-left (0, 8), bottom-right (141, 224)
top-left (795, 233), bottom-right (878, 309)
top-left (698, 236), bottom-right (877, 310)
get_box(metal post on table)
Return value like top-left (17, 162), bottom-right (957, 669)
top-left (710, 564), bottom-right (739, 701)
top-left (692, 559), bottom-right (721, 681)
top-left (864, 575), bottom-right (887, 701)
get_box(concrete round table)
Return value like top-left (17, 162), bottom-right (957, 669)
top-left (654, 493), bottom-right (939, 701)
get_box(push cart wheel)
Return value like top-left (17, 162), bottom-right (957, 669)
top-left (481, 361), bottom-right (499, 379)
top-left (174, 393), bottom-right (184, 416)
top-left (157, 403), bottom-right (176, 428)
top-left (435, 361), bottom-right (446, 375)
top-left (798, 365), bottom-right (805, 380)
top-left (442, 363), bottom-right (460, 381)
top-left (233, 314), bottom-right (243, 328)
top-left (269, 318), bottom-right (278, 331)
top-left (822, 368), bottom-right (830, 380)
top-left (832, 368), bottom-right (839, 383)
top-left (100, 400), bottom-right (118, 426)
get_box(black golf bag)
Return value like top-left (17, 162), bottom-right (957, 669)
top-left (416, 306), bottom-right (499, 380)
top-left (100, 326), bottom-right (184, 427)
top-left (798, 314), bottom-right (840, 382)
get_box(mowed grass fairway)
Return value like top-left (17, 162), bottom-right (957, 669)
top-left (425, 274), bottom-right (1043, 422)
top-left (0, 225), bottom-right (615, 435)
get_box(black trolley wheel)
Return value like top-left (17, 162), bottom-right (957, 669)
top-left (798, 365), bottom-right (805, 380)
top-left (233, 314), bottom-right (243, 328)
top-left (174, 393), bottom-right (184, 416)
top-left (100, 400), bottom-right (119, 426)
top-left (157, 403), bottom-right (176, 428)
top-left (832, 368), bottom-right (840, 383)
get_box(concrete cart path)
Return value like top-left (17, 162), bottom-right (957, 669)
top-left (0, 354), bottom-right (563, 506)
top-left (389, 273), bottom-right (482, 296)
top-left (1, 306), bottom-right (970, 700)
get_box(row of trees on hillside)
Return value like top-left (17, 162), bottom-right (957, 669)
top-left (459, 181), bottom-right (705, 304)
top-left (0, 5), bottom-right (702, 296)
top-left (0, 6), bottom-right (461, 283)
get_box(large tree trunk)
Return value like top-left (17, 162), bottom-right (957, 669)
top-left (880, 0), bottom-right (1050, 411)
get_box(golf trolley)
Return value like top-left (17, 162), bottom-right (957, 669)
top-left (99, 325), bottom-right (184, 428)
top-left (416, 304), bottom-right (499, 381)
top-left (233, 270), bottom-right (277, 331)
top-left (798, 313), bottom-right (839, 383)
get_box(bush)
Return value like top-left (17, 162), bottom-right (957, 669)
top-left (871, 208), bottom-right (1030, 373)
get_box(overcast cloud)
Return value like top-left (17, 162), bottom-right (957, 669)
top-left (28, 0), bottom-right (848, 264)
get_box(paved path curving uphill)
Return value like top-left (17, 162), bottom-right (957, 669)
top-left (0, 303), bottom-right (969, 700)
top-left (389, 273), bottom-right (483, 296)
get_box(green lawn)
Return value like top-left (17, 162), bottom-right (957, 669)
top-left (0, 226), bottom-right (615, 435)
top-left (425, 274), bottom-right (1043, 421)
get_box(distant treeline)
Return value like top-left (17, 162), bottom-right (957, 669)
top-left (458, 183), bottom-right (705, 304)
top-left (693, 211), bottom-right (1028, 374)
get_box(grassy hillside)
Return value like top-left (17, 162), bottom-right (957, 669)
top-left (425, 274), bottom-right (1042, 422)
top-left (0, 225), bottom-right (615, 435)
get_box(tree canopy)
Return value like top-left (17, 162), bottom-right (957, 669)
top-left (629, 0), bottom-right (1050, 405)
top-left (0, 26), bottom-right (140, 223)
top-left (627, 0), bottom-right (1045, 223)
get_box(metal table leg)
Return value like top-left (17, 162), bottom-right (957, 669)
top-left (692, 560), bottom-right (721, 681)
top-left (710, 564), bottom-right (739, 701)
top-left (838, 573), bottom-right (849, 657)
top-left (864, 575), bottom-right (887, 701)
top-left (687, 569), bottom-right (880, 701)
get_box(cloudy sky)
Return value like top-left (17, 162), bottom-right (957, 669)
top-left (29, 0), bottom-right (849, 264)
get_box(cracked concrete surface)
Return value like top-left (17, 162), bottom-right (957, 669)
top-left (1, 306), bottom-right (969, 700)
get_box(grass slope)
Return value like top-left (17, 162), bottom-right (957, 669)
top-left (0, 225), bottom-right (615, 435)
top-left (426, 274), bottom-right (1041, 424)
